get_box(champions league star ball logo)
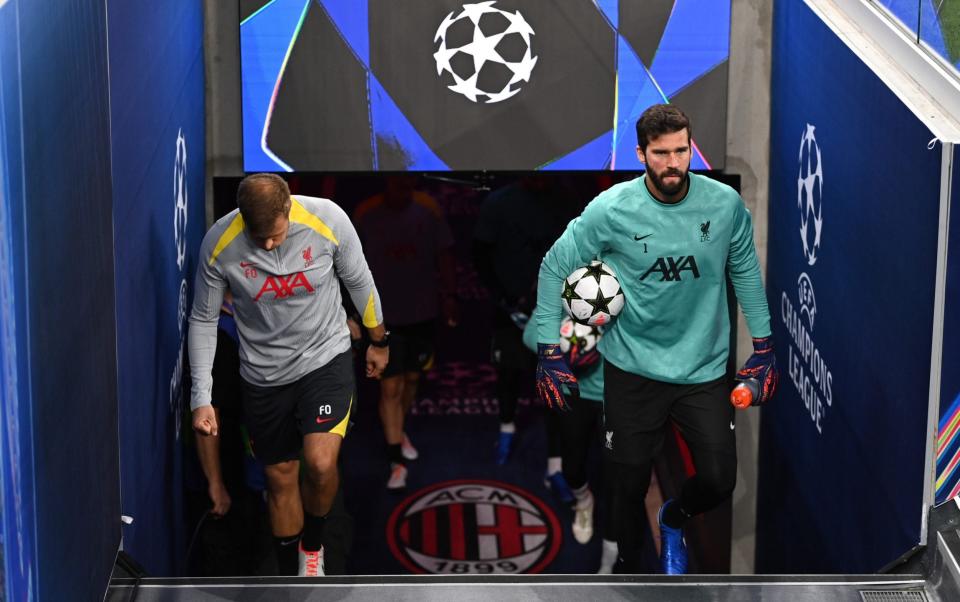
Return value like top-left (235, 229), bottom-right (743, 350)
top-left (433, 1), bottom-right (538, 104)
top-left (797, 124), bottom-right (823, 266)
top-left (387, 480), bottom-right (561, 574)
top-left (174, 128), bottom-right (189, 271)
top-left (170, 128), bottom-right (190, 440)
top-left (177, 280), bottom-right (188, 337)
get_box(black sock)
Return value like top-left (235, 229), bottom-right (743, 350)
top-left (273, 533), bottom-right (301, 575)
top-left (662, 499), bottom-right (691, 529)
top-left (388, 443), bottom-right (404, 465)
top-left (302, 512), bottom-right (327, 552)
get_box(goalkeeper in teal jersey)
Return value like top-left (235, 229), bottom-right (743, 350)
top-left (535, 104), bottom-right (778, 574)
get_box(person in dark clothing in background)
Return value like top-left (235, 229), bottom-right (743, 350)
top-left (353, 175), bottom-right (458, 491)
top-left (472, 176), bottom-right (582, 502)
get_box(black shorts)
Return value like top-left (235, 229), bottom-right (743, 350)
top-left (241, 350), bottom-right (355, 465)
top-left (602, 360), bottom-right (734, 467)
top-left (383, 320), bottom-right (436, 377)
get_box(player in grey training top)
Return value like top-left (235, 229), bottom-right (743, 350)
top-left (188, 194), bottom-right (384, 403)
top-left (188, 173), bottom-right (388, 577)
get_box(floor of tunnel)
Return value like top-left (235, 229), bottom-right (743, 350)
top-left (183, 357), bottom-right (661, 577)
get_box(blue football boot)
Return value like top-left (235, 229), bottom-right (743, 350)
top-left (496, 431), bottom-right (514, 465)
top-left (544, 471), bottom-right (576, 505)
top-left (658, 500), bottom-right (688, 574)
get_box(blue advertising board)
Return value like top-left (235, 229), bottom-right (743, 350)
top-left (758, 0), bottom-right (942, 573)
top-left (0, 3), bottom-right (36, 599)
top-left (935, 145), bottom-right (960, 504)
top-left (108, 0), bottom-right (206, 576)
top-left (1, 0), bottom-right (120, 599)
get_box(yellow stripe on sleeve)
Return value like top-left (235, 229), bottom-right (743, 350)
top-left (289, 198), bottom-right (338, 245)
top-left (362, 291), bottom-right (379, 328)
top-left (208, 214), bottom-right (245, 266)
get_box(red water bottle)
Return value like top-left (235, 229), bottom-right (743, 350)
top-left (730, 378), bottom-right (760, 410)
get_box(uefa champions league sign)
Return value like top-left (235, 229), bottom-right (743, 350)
top-left (780, 124), bottom-right (834, 434)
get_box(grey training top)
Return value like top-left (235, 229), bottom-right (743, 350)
top-left (188, 195), bottom-right (383, 410)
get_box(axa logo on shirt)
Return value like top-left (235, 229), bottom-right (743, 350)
top-left (254, 272), bottom-right (316, 301)
top-left (640, 255), bottom-right (701, 281)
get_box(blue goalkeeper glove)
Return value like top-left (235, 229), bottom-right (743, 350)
top-left (536, 343), bottom-right (578, 412)
top-left (735, 336), bottom-right (779, 405)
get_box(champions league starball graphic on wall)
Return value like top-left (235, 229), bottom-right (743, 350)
top-left (240, 0), bottom-right (732, 171)
top-left (797, 124), bottom-right (823, 266)
top-left (169, 129), bottom-right (189, 439)
top-left (780, 124), bottom-right (834, 434)
top-left (174, 130), bottom-right (189, 271)
top-left (433, 2), bottom-right (538, 104)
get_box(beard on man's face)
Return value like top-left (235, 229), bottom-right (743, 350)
top-left (648, 167), bottom-right (688, 196)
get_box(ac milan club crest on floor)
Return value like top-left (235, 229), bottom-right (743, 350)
top-left (386, 479), bottom-right (561, 574)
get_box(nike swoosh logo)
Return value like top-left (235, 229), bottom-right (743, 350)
top-left (240, 261), bottom-right (255, 267)
top-left (730, 421), bottom-right (735, 430)
top-left (315, 417), bottom-right (335, 424)
top-left (634, 234), bottom-right (653, 241)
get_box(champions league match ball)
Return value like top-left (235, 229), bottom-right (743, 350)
top-left (559, 316), bottom-right (600, 356)
top-left (561, 261), bottom-right (624, 327)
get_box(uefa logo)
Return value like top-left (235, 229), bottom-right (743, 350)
top-left (387, 479), bottom-right (561, 574)
top-left (797, 272), bottom-right (817, 330)
top-left (433, 1), bottom-right (538, 104)
top-left (797, 123), bottom-right (823, 266)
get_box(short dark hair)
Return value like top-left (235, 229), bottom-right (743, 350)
top-left (635, 104), bottom-right (692, 152)
top-left (236, 173), bottom-right (291, 234)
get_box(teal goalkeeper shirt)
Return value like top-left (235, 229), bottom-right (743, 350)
top-left (536, 174), bottom-right (771, 385)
